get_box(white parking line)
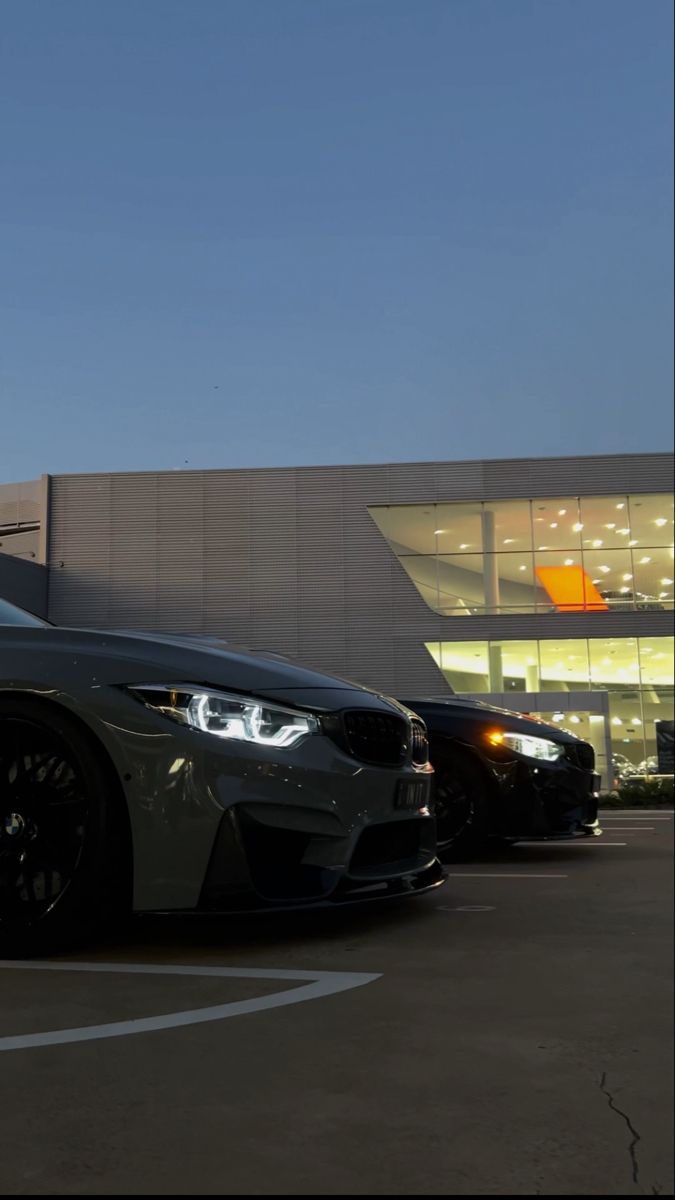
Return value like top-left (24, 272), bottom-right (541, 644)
top-left (447, 872), bottom-right (569, 879)
top-left (602, 811), bottom-right (673, 817)
top-left (438, 905), bottom-right (496, 913)
top-left (0, 961), bottom-right (380, 1053)
top-left (516, 841), bottom-right (627, 847)
top-left (597, 827), bottom-right (655, 831)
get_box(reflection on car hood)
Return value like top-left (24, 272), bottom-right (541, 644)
top-left (19, 626), bottom-right (401, 714)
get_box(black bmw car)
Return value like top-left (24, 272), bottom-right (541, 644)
top-left (401, 695), bottom-right (601, 856)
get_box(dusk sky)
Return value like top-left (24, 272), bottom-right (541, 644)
top-left (2, 0), bottom-right (673, 481)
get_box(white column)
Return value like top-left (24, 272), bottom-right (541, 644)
top-left (488, 643), bottom-right (504, 693)
top-left (526, 662), bottom-right (540, 692)
top-left (482, 510), bottom-right (500, 615)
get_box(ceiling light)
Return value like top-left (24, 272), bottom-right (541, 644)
top-left (612, 717), bottom-right (623, 726)
top-left (605, 523), bottom-right (616, 530)
top-left (569, 715), bottom-right (581, 724)
top-left (433, 529), bottom-right (444, 536)
top-left (592, 539), bottom-right (603, 548)
top-left (631, 718), bottom-right (642, 725)
top-left (537, 545), bottom-right (549, 551)
top-left (655, 518), bottom-right (668, 527)
top-left (616, 503), bottom-right (625, 510)
top-left (620, 587), bottom-right (631, 594)
top-left (599, 565), bottom-right (611, 574)
top-left (572, 522), bottom-right (583, 532)
top-left (503, 538), bottom-right (515, 544)
top-left (618, 528), bottom-right (631, 535)
top-left (459, 543), bottom-right (470, 550)
top-left (519, 565), bottom-right (528, 572)
top-left (592, 579), bottom-right (602, 584)
top-left (558, 509), bottom-right (567, 516)
top-left (549, 523), bottom-right (558, 529)
top-left (622, 573), bottom-right (633, 581)
top-left (640, 556), bottom-right (652, 564)
top-left (661, 578), bottom-right (673, 586)
top-left (564, 558), bottom-right (575, 566)
top-left (629, 540), bottom-right (639, 547)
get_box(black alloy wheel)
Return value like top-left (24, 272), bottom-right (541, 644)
top-left (433, 746), bottom-right (490, 858)
top-left (0, 700), bottom-right (129, 955)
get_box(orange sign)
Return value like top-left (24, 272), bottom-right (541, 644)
top-left (535, 565), bottom-right (609, 612)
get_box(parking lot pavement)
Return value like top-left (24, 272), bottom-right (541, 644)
top-left (1, 812), bottom-right (673, 1197)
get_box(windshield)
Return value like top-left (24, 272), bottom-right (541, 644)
top-left (0, 598), bottom-right (49, 627)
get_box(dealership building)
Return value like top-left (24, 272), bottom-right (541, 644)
top-left (1, 451), bottom-right (673, 786)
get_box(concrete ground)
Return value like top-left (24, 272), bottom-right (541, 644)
top-left (0, 810), bottom-right (673, 1197)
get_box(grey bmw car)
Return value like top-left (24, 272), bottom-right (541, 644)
top-left (0, 599), bottom-right (443, 954)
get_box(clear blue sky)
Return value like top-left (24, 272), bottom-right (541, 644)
top-left (1, 0), bottom-right (673, 480)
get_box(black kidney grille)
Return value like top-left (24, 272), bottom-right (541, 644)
top-left (565, 742), bottom-right (595, 771)
top-left (411, 720), bottom-right (429, 767)
top-left (343, 710), bottom-right (408, 767)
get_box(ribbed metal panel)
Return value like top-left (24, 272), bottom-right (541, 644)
top-left (47, 453), bottom-right (674, 692)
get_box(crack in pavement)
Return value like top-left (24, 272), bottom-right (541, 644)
top-left (600, 1071), bottom-right (642, 1188)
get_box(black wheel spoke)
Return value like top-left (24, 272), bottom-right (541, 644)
top-left (435, 771), bottom-right (475, 847)
top-left (0, 717), bottom-right (89, 924)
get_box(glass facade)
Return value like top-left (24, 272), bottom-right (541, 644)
top-left (369, 493), bottom-right (675, 615)
top-left (425, 635), bottom-right (674, 770)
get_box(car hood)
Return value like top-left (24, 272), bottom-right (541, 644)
top-left (13, 626), bottom-right (402, 715)
top-left (401, 695), bottom-right (585, 744)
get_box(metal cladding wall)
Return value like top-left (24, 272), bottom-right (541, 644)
top-left (0, 554), bottom-right (48, 617)
top-left (47, 453), bottom-right (674, 695)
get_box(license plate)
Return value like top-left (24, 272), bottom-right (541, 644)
top-left (395, 778), bottom-right (430, 811)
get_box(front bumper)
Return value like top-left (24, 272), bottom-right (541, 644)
top-left (199, 806), bottom-right (445, 910)
top-left (488, 758), bottom-right (601, 841)
top-left (98, 702), bottom-right (443, 911)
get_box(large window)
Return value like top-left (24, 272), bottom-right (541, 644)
top-left (369, 493), bottom-right (674, 615)
top-left (425, 635), bottom-right (674, 770)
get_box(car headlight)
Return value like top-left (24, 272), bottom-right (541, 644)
top-left (127, 685), bottom-right (319, 748)
top-left (487, 730), bottom-right (565, 762)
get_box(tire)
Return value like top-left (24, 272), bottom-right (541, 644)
top-left (0, 698), bottom-right (130, 957)
top-left (433, 745), bottom-right (491, 860)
